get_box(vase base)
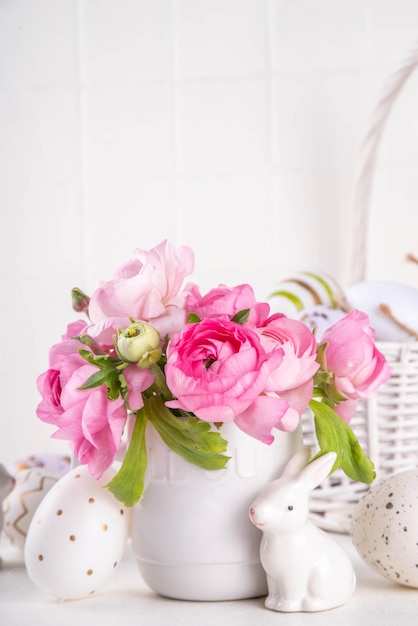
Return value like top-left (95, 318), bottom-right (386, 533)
top-left (136, 558), bottom-right (268, 601)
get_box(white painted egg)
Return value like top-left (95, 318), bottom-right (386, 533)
top-left (298, 305), bottom-right (347, 340)
top-left (2, 468), bottom-right (59, 550)
top-left (270, 271), bottom-right (347, 317)
top-left (345, 281), bottom-right (418, 342)
top-left (7, 452), bottom-right (71, 477)
top-left (24, 465), bottom-right (131, 600)
top-left (351, 469), bottom-right (418, 588)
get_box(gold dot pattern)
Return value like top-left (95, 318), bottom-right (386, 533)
top-left (27, 468), bottom-right (127, 590)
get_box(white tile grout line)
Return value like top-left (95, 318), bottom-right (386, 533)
top-left (74, 0), bottom-right (88, 286)
top-left (266, 0), bottom-right (282, 260)
top-left (169, 0), bottom-right (184, 244)
top-left (266, 0), bottom-right (277, 171)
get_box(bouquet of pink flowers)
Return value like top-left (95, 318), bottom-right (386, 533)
top-left (36, 240), bottom-right (391, 506)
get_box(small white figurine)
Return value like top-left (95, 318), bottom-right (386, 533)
top-left (249, 448), bottom-right (356, 612)
top-left (0, 463), bottom-right (15, 563)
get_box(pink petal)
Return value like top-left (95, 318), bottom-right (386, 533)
top-left (234, 395), bottom-right (289, 444)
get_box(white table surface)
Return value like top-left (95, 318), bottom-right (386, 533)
top-left (1, 532), bottom-right (417, 626)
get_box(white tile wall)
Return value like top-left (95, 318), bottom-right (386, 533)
top-left (80, 0), bottom-right (173, 85)
top-left (84, 179), bottom-right (178, 285)
top-left (273, 72), bottom-right (364, 169)
top-left (366, 0), bottom-right (418, 69)
top-left (178, 172), bottom-right (274, 285)
top-left (0, 0), bottom-right (77, 88)
top-left (1, 0), bottom-right (418, 463)
top-left (271, 0), bottom-right (367, 73)
top-left (176, 78), bottom-right (269, 174)
top-left (0, 88), bottom-right (80, 184)
top-left (83, 83), bottom-right (175, 180)
top-left (175, 0), bottom-right (269, 79)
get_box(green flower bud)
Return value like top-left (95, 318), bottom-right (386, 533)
top-left (117, 322), bottom-right (162, 368)
top-left (71, 287), bottom-right (90, 314)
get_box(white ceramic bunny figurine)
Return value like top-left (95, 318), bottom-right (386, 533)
top-left (249, 448), bottom-right (356, 612)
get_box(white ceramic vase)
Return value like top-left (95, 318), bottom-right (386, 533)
top-left (131, 420), bottom-right (303, 601)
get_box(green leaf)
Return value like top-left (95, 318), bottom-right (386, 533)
top-left (105, 411), bottom-right (148, 506)
top-left (231, 308), bottom-right (250, 324)
top-left (309, 399), bottom-right (375, 484)
top-left (78, 349), bottom-right (116, 369)
top-left (301, 271), bottom-right (338, 308)
top-left (268, 289), bottom-right (305, 311)
top-left (188, 313), bottom-right (201, 323)
top-left (72, 334), bottom-right (105, 354)
top-left (78, 366), bottom-right (118, 390)
top-left (146, 395), bottom-right (230, 470)
top-left (78, 348), bottom-right (95, 362)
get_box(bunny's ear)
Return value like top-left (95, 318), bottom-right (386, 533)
top-left (298, 452), bottom-right (337, 491)
top-left (281, 447), bottom-right (312, 479)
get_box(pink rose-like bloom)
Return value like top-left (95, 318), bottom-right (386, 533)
top-left (88, 239), bottom-right (195, 338)
top-left (62, 319), bottom-right (89, 341)
top-left (50, 363), bottom-right (128, 479)
top-left (36, 318), bottom-right (132, 425)
top-left (123, 364), bottom-right (154, 411)
top-left (319, 309), bottom-right (391, 421)
top-left (86, 317), bottom-right (132, 352)
top-left (258, 314), bottom-right (320, 431)
top-left (186, 283), bottom-right (270, 326)
top-left (61, 316), bottom-right (132, 355)
top-left (36, 324), bottom-right (154, 478)
top-left (36, 324), bottom-right (89, 425)
top-left (165, 318), bottom-right (289, 444)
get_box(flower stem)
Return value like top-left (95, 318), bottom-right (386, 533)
top-left (149, 363), bottom-right (173, 400)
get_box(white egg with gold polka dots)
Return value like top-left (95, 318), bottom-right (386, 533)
top-left (24, 464), bottom-right (131, 600)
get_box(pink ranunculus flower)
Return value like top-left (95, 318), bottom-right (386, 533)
top-left (51, 362), bottom-right (128, 479)
top-left (123, 364), bottom-right (155, 411)
top-left (35, 334), bottom-right (126, 479)
top-left (36, 322), bottom-right (155, 478)
top-left (36, 325), bottom-right (89, 425)
top-left (86, 317), bottom-right (131, 352)
top-left (88, 239), bottom-right (195, 338)
top-left (186, 283), bottom-right (270, 325)
top-left (257, 314), bottom-right (320, 431)
top-left (62, 319), bottom-right (89, 341)
top-left (165, 317), bottom-right (289, 444)
top-left (36, 318), bottom-right (125, 426)
top-left (318, 309), bottom-right (392, 421)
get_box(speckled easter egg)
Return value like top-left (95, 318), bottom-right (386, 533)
top-left (351, 470), bottom-right (418, 588)
top-left (24, 465), bottom-right (131, 600)
top-left (7, 452), bottom-right (71, 477)
top-left (298, 305), bottom-right (347, 340)
top-left (2, 468), bottom-right (60, 550)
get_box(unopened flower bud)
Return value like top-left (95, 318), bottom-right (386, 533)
top-left (117, 322), bottom-right (162, 367)
top-left (71, 287), bottom-right (90, 314)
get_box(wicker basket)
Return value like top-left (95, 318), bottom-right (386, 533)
top-left (305, 42), bottom-right (418, 534)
